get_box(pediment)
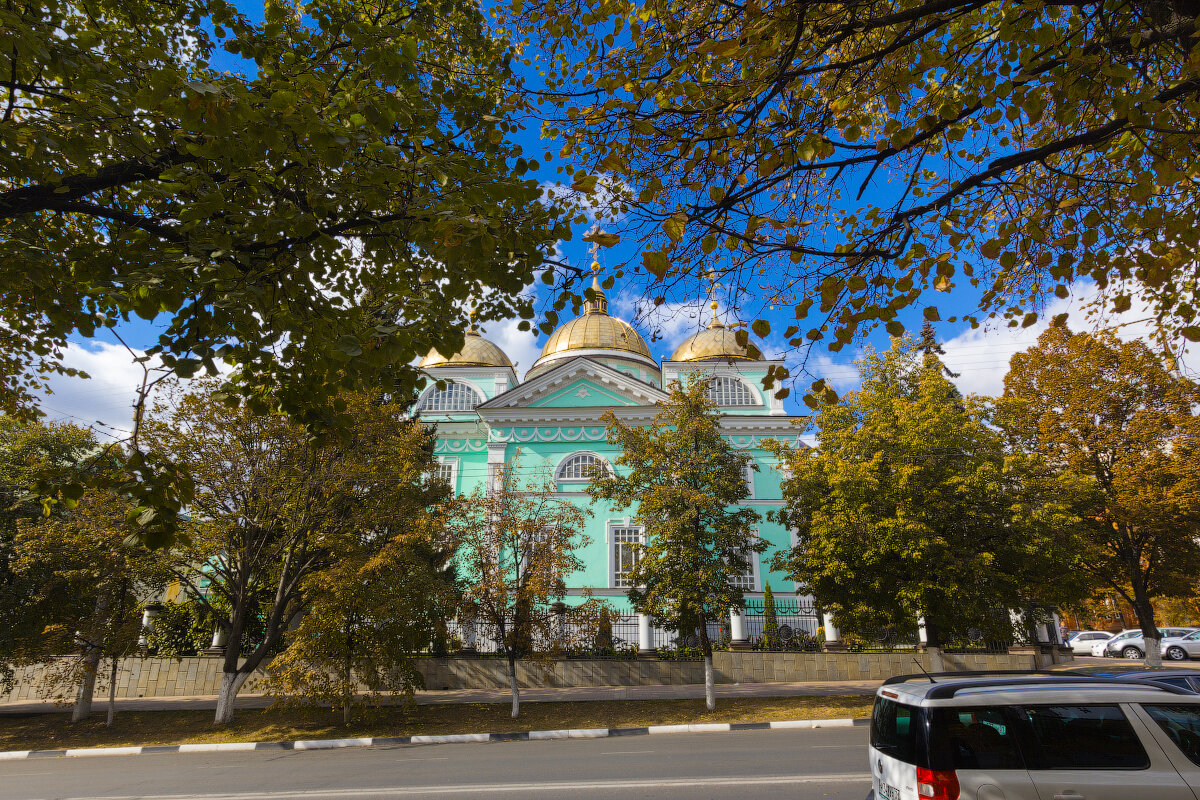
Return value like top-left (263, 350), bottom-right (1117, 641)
top-left (478, 357), bottom-right (668, 410)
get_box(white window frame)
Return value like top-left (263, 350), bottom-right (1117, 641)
top-left (556, 451), bottom-right (613, 483)
top-left (426, 457), bottom-right (458, 491)
top-left (727, 533), bottom-right (761, 592)
top-left (417, 382), bottom-right (483, 413)
top-left (610, 524), bottom-right (644, 588)
top-left (743, 463), bottom-right (756, 499)
top-left (705, 375), bottom-right (760, 407)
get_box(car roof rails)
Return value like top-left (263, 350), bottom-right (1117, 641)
top-left (922, 676), bottom-right (1194, 700)
top-left (882, 670), bottom-right (1081, 686)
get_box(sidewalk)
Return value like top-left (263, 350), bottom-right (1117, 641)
top-left (0, 680), bottom-right (880, 715)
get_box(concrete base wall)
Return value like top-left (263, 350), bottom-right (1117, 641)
top-left (1, 648), bottom-right (1071, 702)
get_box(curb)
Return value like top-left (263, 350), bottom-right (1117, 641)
top-left (0, 717), bottom-right (869, 760)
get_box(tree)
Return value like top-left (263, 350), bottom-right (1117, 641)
top-left (769, 337), bottom-right (1087, 668)
top-left (265, 519), bottom-right (460, 724)
top-left (589, 376), bottom-right (763, 711)
top-left (11, 490), bottom-right (167, 724)
top-left (143, 381), bottom-right (449, 723)
top-left (999, 324), bottom-right (1200, 666)
top-left (511, 0), bottom-right (1200, 392)
top-left (761, 581), bottom-right (778, 650)
top-left (1, 0), bottom-right (568, 545)
top-left (0, 418), bottom-right (97, 692)
top-left (454, 461), bottom-right (599, 718)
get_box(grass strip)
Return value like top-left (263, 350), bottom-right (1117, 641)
top-left (0, 695), bottom-right (872, 752)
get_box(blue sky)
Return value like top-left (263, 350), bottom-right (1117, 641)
top-left (31, 1), bottom-right (1195, 436)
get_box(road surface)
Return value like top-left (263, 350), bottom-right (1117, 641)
top-left (0, 727), bottom-right (871, 800)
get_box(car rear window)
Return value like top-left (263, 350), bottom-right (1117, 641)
top-left (928, 706), bottom-right (1023, 771)
top-left (1144, 705), bottom-right (1200, 767)
top-left (871, 697), bottom-right (924, 766)
top-left (1017, 705), bottom-right (1149, 770)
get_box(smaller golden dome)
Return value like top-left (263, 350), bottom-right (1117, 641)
top-left (420, 329), bottom-right (512, 368)
top-left (670, 318), bottom-right (763, 362)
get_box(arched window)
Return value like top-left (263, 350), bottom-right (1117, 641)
top-left (418, 382), bottom-right (482, 413)
top-left (706, 376), bottom-right (758, 406)
top-left (556, 452), bottom-right (612, 481)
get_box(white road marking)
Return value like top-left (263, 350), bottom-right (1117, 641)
top-left (599, 750), bottom-right (655, 755)
top-left (38, 773), bottom-right (872, 800)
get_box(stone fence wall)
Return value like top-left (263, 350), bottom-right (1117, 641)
top-left (1, 647), bottom-right (1071, 703)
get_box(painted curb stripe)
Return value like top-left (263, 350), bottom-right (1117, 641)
top-left (0, 716), bottom-right (867, 759)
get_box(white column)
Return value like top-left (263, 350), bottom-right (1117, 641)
top-left (637, 613), bottom-right (654, 655)
top-left (730, 608), bottom-right (748, 646)
top-left (918, 617), bottom-right (929, 646)
top-left (137, 604), bottom-right (161, 650)
top-left (822, 612), bottom-right (840, 644)
top-left (486, 442), bottom-right (507, 494)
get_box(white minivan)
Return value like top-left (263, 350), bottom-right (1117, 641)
top-left (869, 672), bottom-right (1200, 799)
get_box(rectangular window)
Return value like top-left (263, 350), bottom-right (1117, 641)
top-left (612, 526), bottom-right (643, 588)
top-left (870, 697), bottom-right (923, 766)
top-left (928, 707), bottom-right (1024, 770)
top-left (426, 459), bottom-right (457, 490)
top-left (1017, 705), bottom-right (1150, 770)
top-left (727, 549), bottom-right (757, 591)
top-left (1144, 705), bottom-right (1200, 767)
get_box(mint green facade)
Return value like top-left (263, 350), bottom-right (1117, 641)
top-left (415, 304), bottom-right (806, 619)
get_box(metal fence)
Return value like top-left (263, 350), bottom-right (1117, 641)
top-left (742, 597), bottom-right (823, 652)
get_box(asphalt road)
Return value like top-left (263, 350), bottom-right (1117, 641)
top-left (0, 728), bottom-right (871, 800)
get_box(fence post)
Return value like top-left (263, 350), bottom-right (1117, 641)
top-left (729, 608), bottom-right (750, 650)
top-left (637, 613), bottom-right (655, 658)
top-left (917, 617), bottom-right (929, 652)
top-left (822, 612), bottom-right (845, 652)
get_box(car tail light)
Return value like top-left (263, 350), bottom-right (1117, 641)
top-left (916, 767), bottom-right (959, 799)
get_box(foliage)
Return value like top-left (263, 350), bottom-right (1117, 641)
top-left (11, 490), bottom-right (169, 720)
top-left (769, 336), bottom-right (1089, 647)
top-left (999, 324), bottom-right (1200, 662)
top-left (143, 380), bottom-right (451, 723)
top-left (145, 601), bottom-right (213, 658)
top-left (0, 417), bottom-right (98, 691)
top-left (0, 0), bottom-right (568, 546)
top-left (265, 519), bottom-right (459, 724)
top-left (589, 374), bottom-right (762, 709)
top-left (454, 459), bottom-right (601, 717)
top-left (508, 0), bottom-right (1200, 395)
top-left (761, 581), bottom-right (779, 650)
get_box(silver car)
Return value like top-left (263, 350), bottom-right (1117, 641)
top-left (1164, 631), bottom-right (1200, 662)
top-left (1104, 627), bottom-right (1199, 659)
top-left (869, 672), bottom-right (1200, 799)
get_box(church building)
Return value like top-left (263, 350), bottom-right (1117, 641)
top-left (414, 280), bottom-right (812, 650)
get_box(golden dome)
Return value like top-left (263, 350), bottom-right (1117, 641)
top-left (670, 318), bottom-right (763, 362)
top-left (535, 279), bottom-right (652, 361)
top-left (419, 329), bottom-right (512, 368)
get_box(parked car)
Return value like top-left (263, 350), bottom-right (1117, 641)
top-left (1066, 629), bottom-right (1112, 655)
top-left (1091, 634), bottom-right (1117, 657)
top-left (1103, 627), bottom-right (1199, 659)
top-left (1163, 630), bottom-right (1200, 662)
top-left (869, 671), bottom-right (1200, 800)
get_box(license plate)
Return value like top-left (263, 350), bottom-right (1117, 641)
top-left (876, 781), bottom-right (901, 800)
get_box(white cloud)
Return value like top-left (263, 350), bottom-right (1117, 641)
top-left (941, 281), bottom-right (1196, 398)
top-left (480, 318), bottom-right (544, 377)
top-left (32, 340), bottom-right (166, 438)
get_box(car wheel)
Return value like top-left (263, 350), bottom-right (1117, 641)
top-left (1123, 646), bottom-right (1144, 659)
top-left (1167, 646), bottom-right (1188, 661)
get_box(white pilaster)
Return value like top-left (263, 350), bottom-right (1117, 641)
top-left (637, 613), bottom-right (654, 654)
top-left (730, 608), bottom-right (747, 645)
top-left (822, 612), bottom-right (840, 644)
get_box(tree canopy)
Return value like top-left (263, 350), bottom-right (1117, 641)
top-left (999, 324), bottom-right (1200, 664)
top-left (511, 0), bottom-right (1200, 389)
top-left (589, 375), bottom-right (762, 710)
top-left (1, 0), bottom-right (568, 541)
top-left (769, 336), bottom-right (1088, 648)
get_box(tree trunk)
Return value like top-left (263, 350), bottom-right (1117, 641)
top-left (506, 651), bottom-right (520, 718)
top-left (1130, 580), bottom-right (1163, 667)
top-left (698, 614), bottom-right (715, 712)
top-left (106, 656), bottom-right (119, 727)
top-left (71, 644), bottom-right (103, 723)
top-left (214, 670), bottom-right (249, 725)
top-left (923, 616), bottom-right (946, 673)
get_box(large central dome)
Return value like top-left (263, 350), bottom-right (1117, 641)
top-left (525, 278), bottom-right (659, 383)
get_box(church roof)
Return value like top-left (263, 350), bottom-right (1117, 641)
top-left (669, 306), bottom-right (763, 362)
top-left (529, 278), bottom-right (652, 372)
top-left (419, 329), bottom-right (512, 368)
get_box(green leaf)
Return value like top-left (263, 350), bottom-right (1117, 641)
top-left (663, 213), bottom-right (688, 243)
top-left (642, 250), bottom-right (671, 279)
